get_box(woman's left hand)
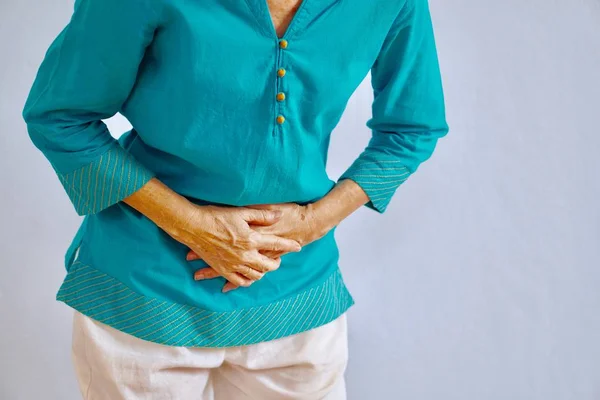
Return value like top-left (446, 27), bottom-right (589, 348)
top-left (246, 202), bottom-right (329, 249)
top-left (187, 202), bottom-right (331, 290)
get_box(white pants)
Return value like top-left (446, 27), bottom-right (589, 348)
top-left (71, 311), bottom-right (348, 400)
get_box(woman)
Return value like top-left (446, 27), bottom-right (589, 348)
top-left (22, 0), bottom-right (448, 398)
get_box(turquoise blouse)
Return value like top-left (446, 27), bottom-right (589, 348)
top-left (22, 0), bottom-right (448, 347)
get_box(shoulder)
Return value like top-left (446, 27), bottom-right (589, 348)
top-left (72, 0), bottom-right (167, 17)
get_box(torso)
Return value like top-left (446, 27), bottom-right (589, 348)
top-left (266, 0), bottom-right (303, 37)
top-left (59, 0), bottom-right (410, 347)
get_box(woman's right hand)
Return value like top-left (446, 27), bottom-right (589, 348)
top-left (167, 204), bottom-right (302, 290)
top-left (124, 178), bottom-right (301, 292)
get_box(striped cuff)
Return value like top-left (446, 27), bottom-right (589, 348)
top-left (55, 145), bottom-right (155, 216)
top-left (338, 156), bottom-right (411, 213)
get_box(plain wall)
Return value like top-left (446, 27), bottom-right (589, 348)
top-left (1, 0), bottom-right (599, 399)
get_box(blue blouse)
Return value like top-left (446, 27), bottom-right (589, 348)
top-left (22, 0), bottom-right (448, 347)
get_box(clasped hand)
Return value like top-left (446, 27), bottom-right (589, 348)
top-left (173, 202), bottom-right (327, 293)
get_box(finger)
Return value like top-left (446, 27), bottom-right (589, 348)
top-left (244, 203), bottom-right (277, 210)
top-left (194, 267), bottom-right (220, 281)
top-left (222, 282), bottom-right (238, 293)
top-left (248, 224), bottom-right (271, 236)
top-left (259, 249), bottom-right (284, 259)
top-left (234, 264), bottom-right (265, 281)
top-left (241, 208), bottom-right (282, 226)
top-left (186, 250), bottom-right (202, 261)
top-left (223, 272), bottom-right (253, 288)
top-left (256, 234), bottom-right (302, 253)
top-left (246, 253), bottom-right (281, 273)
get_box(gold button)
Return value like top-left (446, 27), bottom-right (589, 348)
top-left (279, 39), bottom-right (288, 49)
top-left (276, 92), bottom-right (286, 101)
top-left (276, 115), bottom-right (285, 124)
top-left (277, 68), bottom-right (286, 77)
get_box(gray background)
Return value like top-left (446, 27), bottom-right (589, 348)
top-left (1, 0), bottom-right (599, 399)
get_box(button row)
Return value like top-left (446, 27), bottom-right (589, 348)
top-left (277, 41), bottom-right (288, 125)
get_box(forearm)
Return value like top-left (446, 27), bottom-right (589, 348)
top-left (123, 177), bottom-right (195, 236)
top-left (124, 177), bottom-right (367, 247)
top-left (309, 178), bottom-right (370, 231)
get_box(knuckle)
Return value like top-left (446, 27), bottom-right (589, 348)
top-left (262, 262), bottom-right (274, 273)
top-left (250, 270), bottom-right (263, 281)
top-left (248, 260), bottom-right (264, 272)
top-left (265, 259), bottom-right (280, 272)
top-left (232, 277), bottom-right (247, 287)
top-left (239, 251), bottom-right (253, 264)
top-left (241, 265), bottom-right (254, 276)
top-left (267, 239), bottom-right (279, 251)
top-left (247, 232), bottom-right (262, 248)
top-left (247, 255), bottom-right (264, 269)
top-left (238, 265), bottom-right (261, 280)
top-left (232, 263), bottom-right (243, 272)
top-left (239, 279), bottom-right (253, 287)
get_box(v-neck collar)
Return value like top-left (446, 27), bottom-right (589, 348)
top-left (269, 0), bottom-right (310, 39)
top-left (244, 0), bottom-right (342, 41)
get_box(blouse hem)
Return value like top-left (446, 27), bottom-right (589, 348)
top-left (56, 261), bottom-right (354, 348)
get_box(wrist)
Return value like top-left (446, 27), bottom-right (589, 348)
top-left (308, 179), bottom-right (368, 233)
top-left (306, 202), bottom-right (338, 238)
top-left (124, 178), bottom-right (200, 239)
top-left (159, 202), bottom-right (208, 244)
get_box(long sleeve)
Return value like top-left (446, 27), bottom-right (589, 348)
top-left (22, 0), bottom-right (161, 216)
top-left (338, 0), bottom-right (449, 213)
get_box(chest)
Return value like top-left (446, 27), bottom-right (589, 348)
top-left (129, 0), bottom-right (403, 144)
top-left (265, 0), bottom-right (304, 38)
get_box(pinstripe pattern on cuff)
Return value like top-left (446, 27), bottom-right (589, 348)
top-left (338, 158), bottom-right (411, 213)
top-left (56, 145), bottom-right (155, 215)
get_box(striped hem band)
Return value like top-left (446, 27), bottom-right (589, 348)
top-left (57, 262), bottom-right (355, 348)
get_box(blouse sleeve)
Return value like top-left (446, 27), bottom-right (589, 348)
top-left (22, 0), bottom-right (161, 216)
top-left (337, 0), bottom-right (449, 213)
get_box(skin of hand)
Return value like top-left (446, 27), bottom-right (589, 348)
top-left (123, 178), bottom-right (302, 292)
top-left (188, 202), bottom-right (323, 258)
top-left (189, 178), bottom-right (370, 291)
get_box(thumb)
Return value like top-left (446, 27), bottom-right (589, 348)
top-left (242, 208), bottom-right (282, 226)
